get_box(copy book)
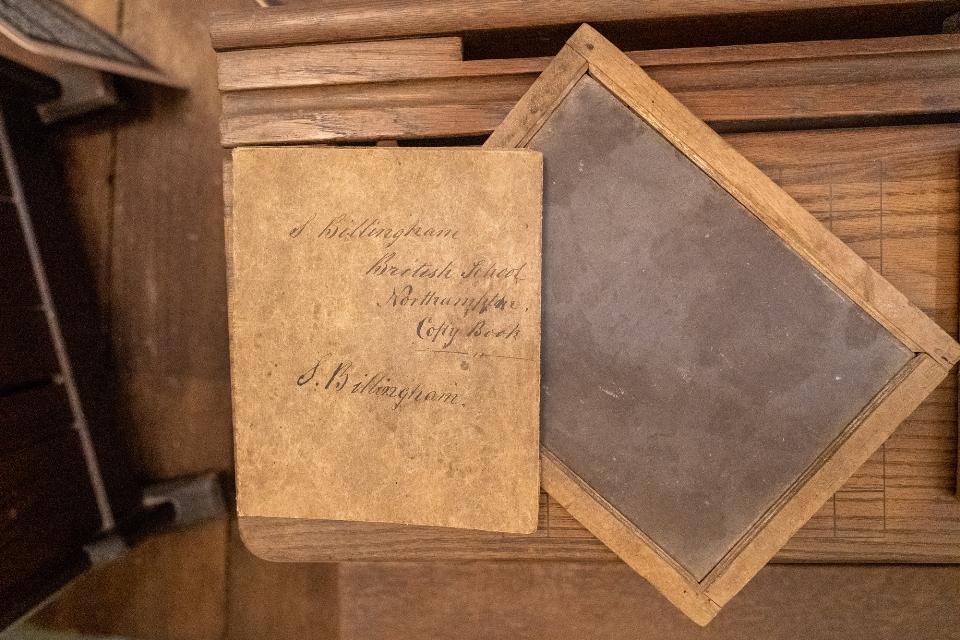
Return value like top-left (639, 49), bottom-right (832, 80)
top-left (227, 146), bottom-right (542, 534)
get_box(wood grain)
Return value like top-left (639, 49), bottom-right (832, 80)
top-left (34, 520), bottom-right (229, 640)
top-left (217, 36), bottom-right (463, 90)
top-left (217, 34), bottom-right (960, 91)
top-left (336, 562), bottom-right (960, 639)
top-left (472, 27), bottom-right (960, 622)
top-left (226, 520), bottom-right (338, 640)
top-left (110, 0), bottom-right (240, 479)
top-left (238, 122), bottom-right (960, 565)
top-left (208, 1), bottom-right (954, 50)
top-left (217, 35), bottom-right (960, 145)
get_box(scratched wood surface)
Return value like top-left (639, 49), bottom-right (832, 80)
top-left (215, 34), bottom-right (960, 146)
top-left (239, 123), bottom-right (960, 563)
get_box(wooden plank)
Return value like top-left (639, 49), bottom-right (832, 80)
top-left (0, 201), bottom-right (38, 305)
top-left (336, 562), bottom-right (960, 639)
top-left (34, 520), bottom-right (229, 640)
top-left (226, 521), bottom-right (339, 640)
top-left (0, 431), bottom-right (100, 616)
top-left (110, 0), bottom-right (239, 479)
top-left (56, 0), bottom-right (118, 336)
top-left (217, 34), bottom-right (960, 91)
top-left (218, 35), bottom-right (960, 145)
top-left (237, 123), bottom-right (960, 566)
top-left (217, 36), bottom-right (463, 90)
top-left (208, 0), bottom-right (955, 50)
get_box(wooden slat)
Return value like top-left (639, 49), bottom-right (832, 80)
top-left (208, 1), bottom-right (956, 50)
top-left (110, 0), bottom-right (236, 479)
top-left (218, 36), bottom-right (960, 145)
top-left (237, 123), bottom-right (960, 564)
top-left (336, 563), bottom-right (960, 639)
top-left (217, 36), bottom-right (463, 91)
top-left (217, 34), bottom-right (960, 91)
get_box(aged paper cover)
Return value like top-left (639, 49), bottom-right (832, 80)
top-left (228, 147), bottom-right (542, 534)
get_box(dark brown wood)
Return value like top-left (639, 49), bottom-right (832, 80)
top-left (0, 306), bottom-right (58, 389)
top-left (109, 0), bottom-right (239, 478)
top-left (0, 202), bottom-right (38, 305)
top-left (226, 521), bottom-right (339, 640)
top-left (0, 384), bottom-right (72, 453)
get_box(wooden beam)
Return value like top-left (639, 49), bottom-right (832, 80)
top-left (209, 0), bottom-right (958, 50)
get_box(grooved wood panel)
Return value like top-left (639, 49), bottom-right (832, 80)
top-left (216, 34), bottom-right (960, 146)
top-left (240, 123), bottom-right (960, 563)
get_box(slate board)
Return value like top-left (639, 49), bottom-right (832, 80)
top-left (530, 75), bottom-right (913, 580)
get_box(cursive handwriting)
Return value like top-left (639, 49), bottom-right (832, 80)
top-left (300, 359), bottom-right (462, 410)
top-left (365, 252), bottom-right (526, 282)
top-left (385, 284), bottom-right (519, 316)
top-left (304, 214), bottom-right (459, 248)
top-left (366, 252), bottom-right (455, 279)
top-left (416, 316), bottom-right (520, 349)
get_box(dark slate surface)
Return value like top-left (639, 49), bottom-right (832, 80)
top-left (530, 75), bottom-right (913, 580)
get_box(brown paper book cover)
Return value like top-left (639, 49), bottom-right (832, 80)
top-left (227, 146), bottom-right (542, 534)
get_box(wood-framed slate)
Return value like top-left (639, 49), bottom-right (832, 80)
top-left (485, 24), bottom-right (960, 625)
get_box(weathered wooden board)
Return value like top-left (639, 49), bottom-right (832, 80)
top-left (237, 123), bottom-right (960, 565)
top-left (336, 562), bottom-right (960, 639)
top-left (208, 1), bottom-right (960, 50)
top-left (216, 34), bottom-right (960, 145)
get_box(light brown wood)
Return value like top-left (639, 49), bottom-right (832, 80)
top-left (217, 35), bottom-right (960, 146)
top-left (217, 36), bottom-right (463, 90)
top-left (208, 0), bottom-right (946, 50)
top-left (484, 45), bottom-right (586, 149)
top-left (706, 354), bottom-right (948, 605)
top-left (541, 451), bottom-right (720, 625)
top-left (34, 520), bottom-right (229, 640)
top-left (216, 34), bottom-right (960, 91)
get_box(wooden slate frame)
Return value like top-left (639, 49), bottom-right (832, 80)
top-left (484, 24), bottom-right (960, 625)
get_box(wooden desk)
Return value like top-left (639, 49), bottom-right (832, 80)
top-left (214, 18), bottom-right (960, 564)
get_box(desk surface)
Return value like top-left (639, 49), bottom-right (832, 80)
top-left (233, 123), bottom-right (960, 563)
